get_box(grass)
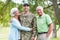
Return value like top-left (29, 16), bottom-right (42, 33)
top-left (0, 27), bottom-right (60, 40)
top-left (51, 37), bottom-right (60, 40)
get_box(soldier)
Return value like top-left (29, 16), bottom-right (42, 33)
top-left (18, 3), bottom-right (36, 40)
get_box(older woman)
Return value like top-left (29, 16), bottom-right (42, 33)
top-left (8, 8), bottom-right (32, 40)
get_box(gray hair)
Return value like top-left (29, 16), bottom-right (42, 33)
top-left (10, 8), bottom-right (19, 16)
top-left (36, 6), bottom-right (43, 11)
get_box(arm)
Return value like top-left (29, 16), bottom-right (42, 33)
top-left (46, 14), bottom-right (54, 37)
top-left (31, 17), bottom-right (37, 40)
top-left (12, 20), bottom-right (31, 32)
top-left (46, 23), bottom-right (54, 37)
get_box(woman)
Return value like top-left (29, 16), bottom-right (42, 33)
top-left (8, 8), bottom-right (32, 40)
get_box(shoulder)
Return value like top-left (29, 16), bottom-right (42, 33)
top-left (20, 12), bottom-right (24, 15)
top-left (19, 12), bottom-right (24, 17)
top-left (36, 16), bottom-right (39, 18)
top-left (44, 14), bottom-right (50, 18)
top-left (11, 18), bottom-right (17, 23)
top-left (44, 14), bottom-right (52, 20)
top-left (29, 12), bottom-right (33, 15)
top-left (30, 12), bottom-right (35, 17)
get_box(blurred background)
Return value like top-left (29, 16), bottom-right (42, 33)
top-left (0, 0), bottom-right (60, 40)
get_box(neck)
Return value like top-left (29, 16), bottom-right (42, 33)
top-left (24, 11), bottom-right (29, 14)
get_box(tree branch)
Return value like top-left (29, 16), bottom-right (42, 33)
top-left (44, 2), bottom-right (60, 9)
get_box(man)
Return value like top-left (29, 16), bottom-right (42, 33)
top-left (35, 6), bottom-right (53, 40)
top-left (18, 3), bottom-right (36, 40)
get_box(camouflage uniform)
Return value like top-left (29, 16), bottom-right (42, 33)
top-left (18, 12), bottom-right (37, 40)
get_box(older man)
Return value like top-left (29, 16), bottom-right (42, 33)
top-left (35, 6), bottom-right (54, 40)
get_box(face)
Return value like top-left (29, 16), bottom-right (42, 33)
top-left (14, 11), bottom-right (20, 16)
top-left (36, 9), bottom-right (43, 16)
top-left (23, 5), bottom-right (29, 12)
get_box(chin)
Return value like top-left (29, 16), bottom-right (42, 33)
top-left (39, 15), bottom-right (42, 16)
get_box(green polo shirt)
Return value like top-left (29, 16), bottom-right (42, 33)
top-left (36, 14), bottom-right (52, 33)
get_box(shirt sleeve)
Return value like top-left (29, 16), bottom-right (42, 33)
top-left (11, 19), bottom-right (31, 32)
top-left (46, 14), bottom-right (52, 25)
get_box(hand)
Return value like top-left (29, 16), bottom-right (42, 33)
top-left (31, 37), bottom-right (35, 40)
top-left (46, 33), bottom-right (50, 37)
top-left (30, 28), bottom-right (33, 31)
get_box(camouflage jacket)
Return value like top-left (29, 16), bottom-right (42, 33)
top-left (18, 12), bottom-right (37, 37)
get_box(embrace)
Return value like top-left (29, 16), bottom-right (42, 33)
top-left (8, 3), bottom-right (53, 40)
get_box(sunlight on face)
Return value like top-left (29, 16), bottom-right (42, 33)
top-left (23, 6), bottom-right (30, 12)
top-left (14, 11), bottom-right (20, 16)
top-left (37, 9), bottom-right (43, 16)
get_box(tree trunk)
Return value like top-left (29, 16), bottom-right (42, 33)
top-left (52, 23), bottom-right (57, 38)
top-left (50, 0), bottom-right (60, 38)
top-left (51, 0), bottom-right (60, 23)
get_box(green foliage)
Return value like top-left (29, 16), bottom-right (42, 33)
top-left (0, 0), bottom-right (60, 28)
top-left (0, 0), bottom-right (17, 27)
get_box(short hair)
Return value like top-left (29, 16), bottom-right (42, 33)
top-left (10, 8), bottom-right (19, 16)
top-left (36, 6), bottom-right (43, 11)
top-left (23, 3), bottom-right (29, 6)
